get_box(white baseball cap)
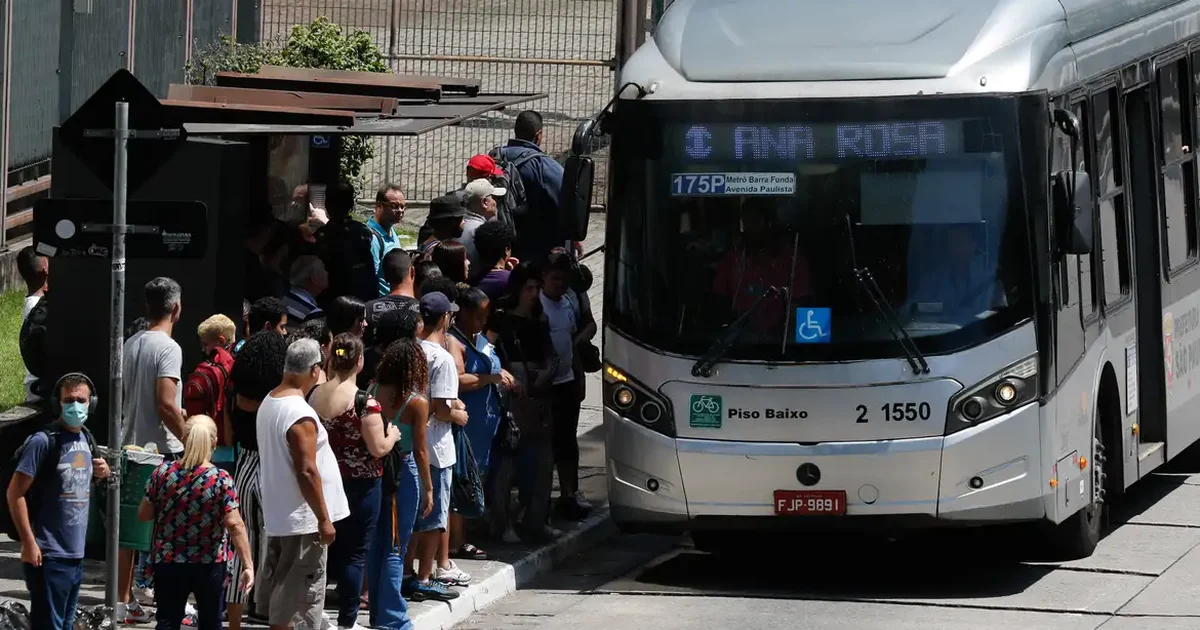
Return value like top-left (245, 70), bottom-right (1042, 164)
top-left (464, 178), bottom-right (507, 199)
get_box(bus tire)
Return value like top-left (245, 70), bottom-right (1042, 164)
top-left (1046, 417), bottom-right (1107, 560)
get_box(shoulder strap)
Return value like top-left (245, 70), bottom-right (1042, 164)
top-left (305, 385), bottom-right (318, 403)
top-left (354, 389), bottom-right (370, 418)
top-left (510, 152), bottom-right (540, 170)
top-left (451, 325), bottom-right (491, 365)
top-left (33, 430), bottom-right (61, 482)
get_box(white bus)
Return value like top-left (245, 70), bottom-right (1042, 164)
top-left (557, 0), bottom-right (1200, 558)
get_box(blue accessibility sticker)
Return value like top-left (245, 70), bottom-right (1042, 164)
top-left (795, 307), bottom-right (831, 344)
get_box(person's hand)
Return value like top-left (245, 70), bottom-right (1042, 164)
top-left (573, 241), bottom-right (583, 257)
top-left (92, 457), bottom-right (111, 479)
top-left (451, 399), bottom-right (466, 411)
top-left (505, 256), bottom-right (520, 270)
top-left (239, 567), bottom-right (255, 593)
top-left (498, 369), bottom-right (516, 390)
top-left (20, 541), bottom-right (41, 567)
top-left (421, 487), bottom-right (434, 518)
top-left (318, 518), bottom-right (336, 546)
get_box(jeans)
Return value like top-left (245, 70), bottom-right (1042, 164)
top-left (366, 454), bottom-right (419, 630)
top-left (153, 563), bottom-right (225, 630)
top-left (329, 476), bottom-right (382, 627)
top-left (550, 381), bottom-right (582, 497)
top-left (23, 558), bottom-right (83, 630)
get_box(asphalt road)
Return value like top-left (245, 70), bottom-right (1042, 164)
top-left (455, 442), bottom-right (1200, 629)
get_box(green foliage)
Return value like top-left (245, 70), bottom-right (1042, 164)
top-left (184, 17), bottom-right (389, 184)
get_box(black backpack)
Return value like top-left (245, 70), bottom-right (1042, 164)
top-left (19, 293), bottom-right (48, 394)
top-left (317, 220), bottom-right (385, 302)
top-left (0, 426), bottom-right (97, 539)
top-left (487, 146), bottom-right (540, 231)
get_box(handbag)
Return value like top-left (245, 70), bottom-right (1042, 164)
top-left (450, 425), bottom-right (486, 518)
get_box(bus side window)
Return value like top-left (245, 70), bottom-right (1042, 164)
top-left (1158, 57), bottom-right (1199, 272)
top-left (1093, 87), bottom-right (1132, 308)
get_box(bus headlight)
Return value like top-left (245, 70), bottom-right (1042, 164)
top-left (945, 355), bottom-right (1038, 436)
top-left (603, 363), bottom-right (676, 437)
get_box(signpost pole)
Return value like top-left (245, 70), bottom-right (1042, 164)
top-left (106, 100), bottom-right (129, 624)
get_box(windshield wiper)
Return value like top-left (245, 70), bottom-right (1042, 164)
top-left (691, 285), bottom-right (786, 378)
top-left (780, 232), bottom-right (801, 356)
top-left (843, 215), bottom-right (930, 375)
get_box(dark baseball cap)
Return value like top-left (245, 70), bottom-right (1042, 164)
top-left (427, 194), bottom-right (466, 221)
top-left (419, 291), bottom-right (459, 318)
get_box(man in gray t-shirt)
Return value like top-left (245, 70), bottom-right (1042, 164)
top-left (122, 328), bottom-right (185, 454)
top-left (117, 278), bottom-right (188, 624)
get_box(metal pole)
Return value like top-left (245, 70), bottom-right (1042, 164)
top-left (0, 0), bottom-right (13, 253)
top-left (58, 0), bottom-right (76, 124)
top-left (105, 100), bottom-right (129, 625)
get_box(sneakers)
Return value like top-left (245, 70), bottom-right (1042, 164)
top-left (435, 560), bottom-right (472, 586)
top-left (411, 579), bottom-right (460, 602)
top-left (402, 574), bottom-right (419, 599)
top-left (133, 585), bottom-right (155, 606)
top-left (116, 601), bottom-right (152, 624)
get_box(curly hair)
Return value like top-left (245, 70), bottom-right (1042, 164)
top-left (375, 338), bottom-right (429, 403)
top-left (230, 329), bottom-right (287, 401)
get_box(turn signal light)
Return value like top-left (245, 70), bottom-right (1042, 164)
top-left (1079, 456), bottom-right (1088, 470)
top-left (1049, 478), bottom-right (1058, 488)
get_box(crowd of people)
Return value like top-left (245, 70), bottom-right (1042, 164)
top-left (6, 110), bottom-right (600, 630)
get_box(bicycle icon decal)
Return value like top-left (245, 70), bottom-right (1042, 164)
top-left (795, 308), bottom-right (832, 344)
top-left (689, 394), bottom-right (723, 429)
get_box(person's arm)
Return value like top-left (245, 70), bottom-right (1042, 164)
top-left (541, 156), bottom-right (564, 211)
top-left (406, 397), bottom-right (435, 517)
top-left (286, 418), bottom-right (331, 525)
top-left (224, 507), bottom-right (255, 591)
top-left (453, 336), bottom-right (501, 392)
top-left (157, 344), bottom-right (187, 440)
top-left (572, 291), bottom-right (597, 344)
top-left (138, 464), bottom-right (163, 522)
top-left (156, 378), bottom-right (187, 441)
top-left (360, 400), bottom-right (400, 459)
top-left (6, 435), bottom-right (45, 565)
top-left (223, 404), bottom-right (235, 447)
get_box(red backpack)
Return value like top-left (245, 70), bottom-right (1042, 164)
top-left (184, 347), bottom-right (234, 425)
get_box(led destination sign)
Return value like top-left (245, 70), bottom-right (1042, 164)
top-left (677, 120), bottom-right (971, 162)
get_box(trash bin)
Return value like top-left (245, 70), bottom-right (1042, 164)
top-left (118, 449), bottom-right (163, 552)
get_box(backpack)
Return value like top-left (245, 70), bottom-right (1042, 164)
top-left (0, 427), bottom-right (96, 539)
top-left (318, 220), bottom-right (385, 301)
top-left (19, 294), bottom-right (49, 395)
top-left (183, 348), bottom-right (233, 423)
top-left (487, 146), bottom-right (540, 230)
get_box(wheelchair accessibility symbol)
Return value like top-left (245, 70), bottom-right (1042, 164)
top-left (795, 308), bottom-right (831, 344)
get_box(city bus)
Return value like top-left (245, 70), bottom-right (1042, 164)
top-left (560, 0), bottom-right (1200, 558)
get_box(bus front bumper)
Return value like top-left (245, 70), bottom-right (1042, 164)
top-left (605, 402), bottom-right (1048, 534)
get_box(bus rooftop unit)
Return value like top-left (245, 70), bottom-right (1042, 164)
top-left (563, 0), bottom-right (1200, 559)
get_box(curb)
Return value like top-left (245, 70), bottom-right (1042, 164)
top-left (411, 508), bottom-right (617, 630)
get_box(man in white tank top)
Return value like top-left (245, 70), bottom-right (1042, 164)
top-left (256, 338), bottom-right (350, 629)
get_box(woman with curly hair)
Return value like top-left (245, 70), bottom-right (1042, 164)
top-left (224, 330), bottom-right (287, 630)
top-left (365, 338), bottom-right (434, 630)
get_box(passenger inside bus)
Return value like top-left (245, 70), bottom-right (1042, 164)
top-left (709, 200), bottom-right (812, 338)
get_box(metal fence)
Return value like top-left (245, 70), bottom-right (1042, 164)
top-left (258, 0), bottom-right (620, 204)
top-left (0, 0), bottom-right (242, 251)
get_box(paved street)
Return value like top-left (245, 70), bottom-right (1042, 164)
top-left (456, 441), bottom-right (1200, 629)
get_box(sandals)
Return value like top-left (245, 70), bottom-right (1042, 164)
top-left (452, 543), bottom-right (489, 560)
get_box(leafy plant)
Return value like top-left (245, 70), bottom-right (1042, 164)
top-left (185, 17), bottom-right (389, 185)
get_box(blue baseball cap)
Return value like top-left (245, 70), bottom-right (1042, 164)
top-left (419, 291), bottom-right (459, 318)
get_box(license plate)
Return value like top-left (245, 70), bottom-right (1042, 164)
top-left (774, 490), bottom-right (847, 515)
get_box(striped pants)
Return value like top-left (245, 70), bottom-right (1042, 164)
top-left (225, 448), bottom-right (268, 608)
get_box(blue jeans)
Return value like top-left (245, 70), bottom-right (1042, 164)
top-left (367, 455), bottom-right (419, 630)
top-left (154, 563), bottom-right (225, 630)
top-left (23, 558), bottom-right (83, 630)
top-left (329, 476), bottom-right (382, 627)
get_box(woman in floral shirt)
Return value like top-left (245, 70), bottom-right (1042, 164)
top-left (309, 333), bottom-right (400, 629)
top-left (138, 415), bottom-right (254, 630)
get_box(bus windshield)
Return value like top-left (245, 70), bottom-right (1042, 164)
top-left (605, 96), bottom-right (1035, 362)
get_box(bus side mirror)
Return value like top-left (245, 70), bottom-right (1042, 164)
top-left (559, 154), bottom-right (595, 242)
top-left (572, 118), bottom-right (598, 156)
top-left (1052, 169), bottom-right (1093, 255)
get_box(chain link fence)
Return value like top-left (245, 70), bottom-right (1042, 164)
top-left (260, 0), bottom-right (618, 205)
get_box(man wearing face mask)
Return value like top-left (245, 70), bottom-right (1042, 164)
top-left (6, 373), bottom-right (110, 630)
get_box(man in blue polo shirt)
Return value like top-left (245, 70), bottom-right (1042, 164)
top-left (368, 183), bottom-right (406, 296)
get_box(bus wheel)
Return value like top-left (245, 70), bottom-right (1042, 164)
top-left (690, 531), bottom-right (738, 556)
top-left (1048, 419), bottom-right (1107, 560)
